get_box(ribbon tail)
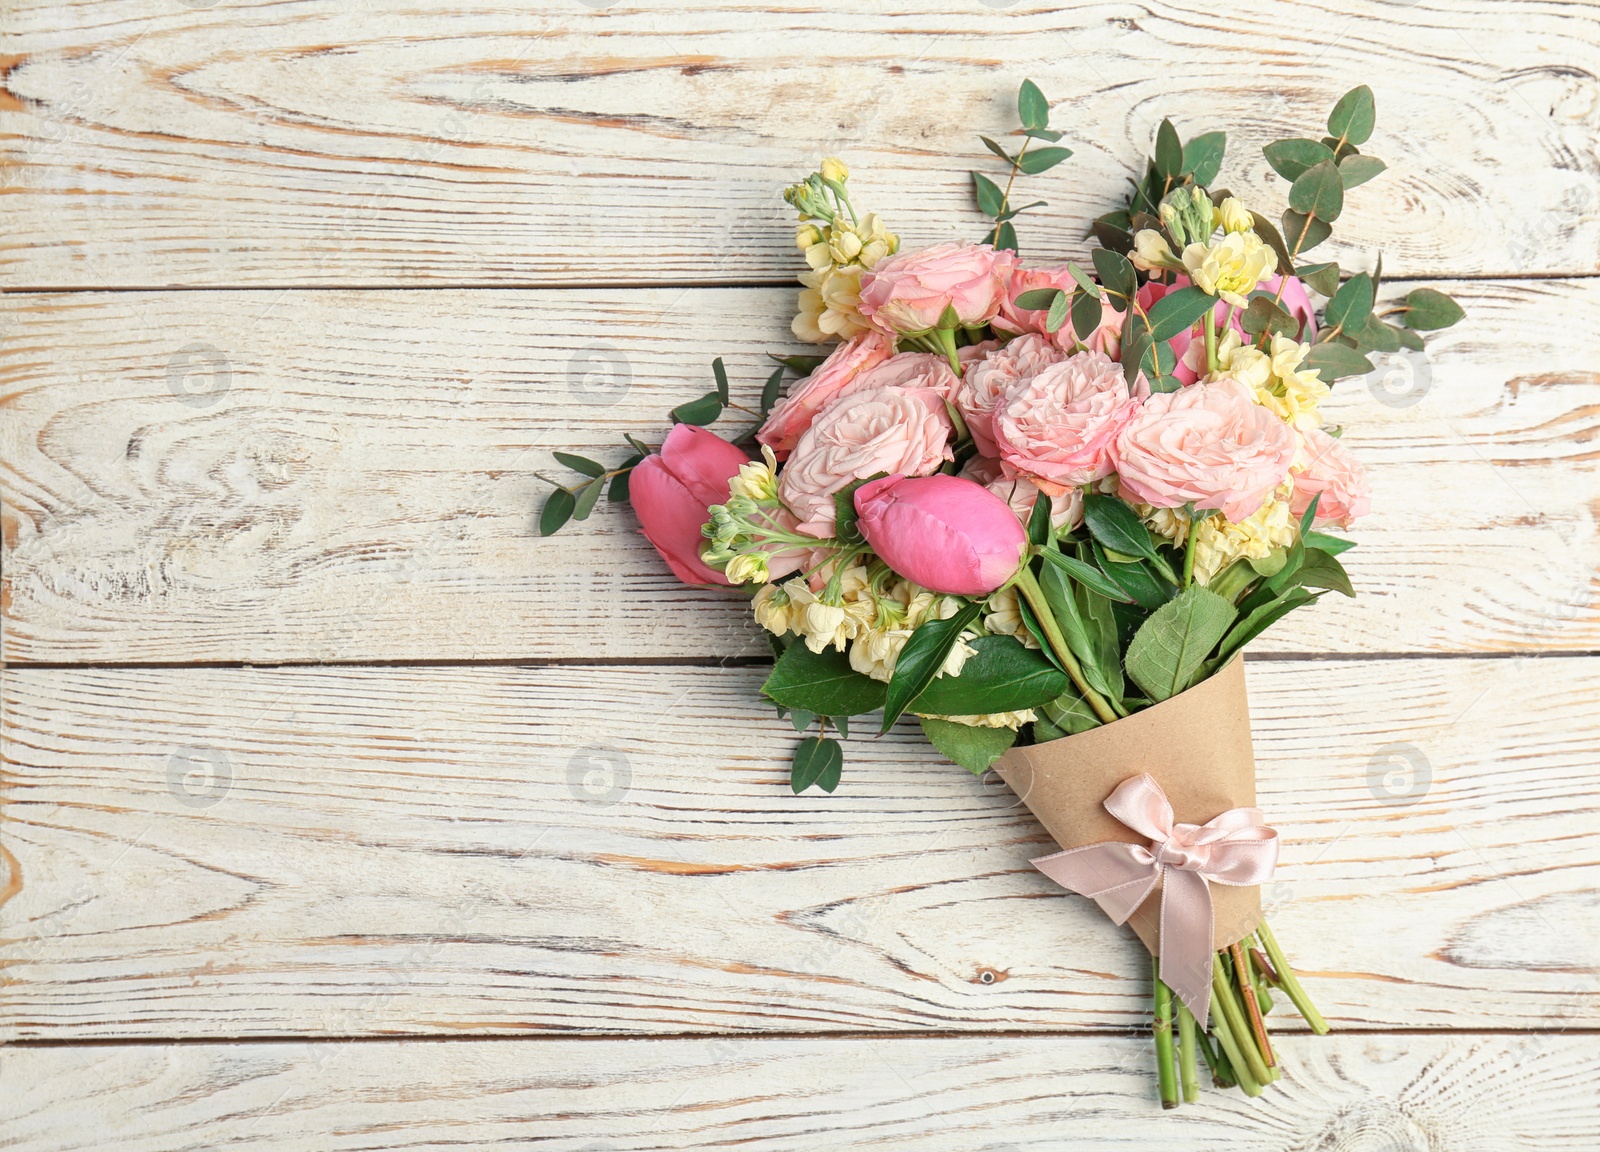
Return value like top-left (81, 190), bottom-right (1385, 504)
top-left (1157, 867), bottom-right (1215, 1031)
top-left (1031, 843), bottom-right (1158, 925)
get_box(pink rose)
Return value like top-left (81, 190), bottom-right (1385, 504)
top-left (757, 331), bottom-right (894, 459)
top-left (994, 350), bottom-right (1141, 496)
top-left (1290, 427), bottom-right (1371, 528)
top-left (960, 456), bottom-right (1083, 531)
top-left (630, 424), bottom-right (751, 586)
top-left (858, 242), bottom-right (1016, 334)
top-left (779, 386), bottom-right (955, 538)
top-left (996, 266), bottom-right (1125, 356)
top-left (855, 473), bottom-right (1027, 596)
top-left (853, 351), bottom-right (961, 397)
top-left (953, 334), bottom-right (1067, 457)
top-left (1114, 377), bottom-right (1297, 522)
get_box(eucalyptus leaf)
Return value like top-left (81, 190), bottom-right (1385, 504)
top-left (607, 468), bottom-right (631, 503)
top-left (791, 736), bottom-right (843, 794)
top-left (1018, 79), bottom-right (1050, 132)
top-left (1324, 272), bottom-right (1374, 334)
top-left (980, 135), bottom-right (1014, 164)
top-left (1018, 145), bottom-right (1073, 174)
top-left (539, 487), bottom-right (575, 537)
top-left (758, 366), bottom-right (785, 417)
top-left (1014, 288), bottom-right (1065, 311)
top-left (1024, 126), bottom-right (1065, 142)
top-left (1045, 289), bottom-right (1072, 333)
top-left (1351, 314), bottom-right (1403, 354)
top-left (919, 717), bottom-right (1017, 776)
top-left (789, 708), bottom-right (816, 733)
top-left (1302, 342), bottom-right (1375, 381)
top-left (1241, 296), bottom-right (1297, 338)
top-left (1071, 290), bottom-right (1104, 340)
top-left (552, 451), bottom-right (605, 478)
top-left (1263, 137), bottom-right (1334, 182)
top-left (764, 643), bottom-right (886, 717)
top-left (1295, 261), bottom-right (1341, 297)
top-left (1124, 586), bottom-right (1237, 702)
top-left (1066, 262), bottom-right (1102, 298)
top-left (972, 171), bottom-right (1006, 218)
top-left (1328, 85), bottom-right (1376, 146)
top-left (712, 357), bottom-right (730, 405)
top-left (571, 474), bottom-right (606, 521)
top-left (1251, 213), bottom-right (1296, 275)
top-left (1154, 119), bottom-right (1183, 180)
top-left (1281, 210), bottom-right (1332, 253)
top-left (1401, 287), bottom-right (1465, 330)
top-left (1091, 247), bottom-right (1137, 305)
top-left (1145, 286), bottom-right (1218, 341)
top-left (672, 391), bottom-right (723, 426)
top-left (1288, 159), bottom-right (1344, 222)
top-left (994, 221), bottom-right (1019, 254)
top-left (881, 600), bottom-right (984, 732)
top-left (1181, 131), bottom-right (1226, 186)
top-left (1338, 154), bottom-right (1386, 188)
top-left (768, 353), bottom-right (826, 374)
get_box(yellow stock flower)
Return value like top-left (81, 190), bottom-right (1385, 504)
top-left (1217, 196), bottom-right (1254, 235)
top-left (1181, 231), bottom-right (1278, 308)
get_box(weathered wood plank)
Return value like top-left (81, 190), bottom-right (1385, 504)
top-left (5, 1033), bottom-right (1599, 1150)
top-left (4, 659), bottom-right (1597, 1041)
top-left (2, 0), bottom-right (1596, 287)
top-left (3, 280), bottom-right (1596, 662)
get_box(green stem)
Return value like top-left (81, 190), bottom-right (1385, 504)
top-left (1212, 953), bottom-right (1272, 1087)
top-left (1177, 1001), bottom-right (1200, 1103)
top-left (1182, 519), bottom-right (1199, 588)
top-left (1152, 958), bottom-right (1179, 1109)
top-left (933, 326), bottom-right (962, 376)
top-left (1013, 566), bottom-right (1119, 724)
top-left (1206, 986), bottom-right (1263, 1097)
top-left (989, 138), bottom-right (1033, 247)
top-left (1203, 307), bottom-right (1219, 375)
top-left (1256, 920), bottom-right (1330, 1035)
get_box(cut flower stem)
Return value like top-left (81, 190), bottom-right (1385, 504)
top-left (1151, 958), bottom-right (1180, 1109)
top-left (1013, 566), bottom-right (1119, 724)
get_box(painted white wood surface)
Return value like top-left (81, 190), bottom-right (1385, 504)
top-left (4, 279), bottom-right (1597, 663)
top-left (5, 659), bottom-right (1597, 1041)
top-left (5, 1034), bottom-right (1599, 1151)
top-left (2, 0), bottom-right (1597, 288)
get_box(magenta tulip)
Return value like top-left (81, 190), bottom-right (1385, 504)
top-left (854, 473), bottom-right (1028, 596)
top-left (630, 424), bottom-right (750, 586)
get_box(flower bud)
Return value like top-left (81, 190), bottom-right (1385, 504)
top-left (1131, 229), bottom-right (1180, 272)
top-left (795, 223), bottom-right (824, 251)
top-left (724, 553), bottom-right (770, 585)
top-left (854, 474), bottom-right (1028, 596)
top-left (1217, 196), bottom-right (1253, 235)
top-left (820, 156), bottom-right (849, 184)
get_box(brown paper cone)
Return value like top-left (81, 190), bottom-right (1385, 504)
top-left (995, 657), bottom-right (1260, 954)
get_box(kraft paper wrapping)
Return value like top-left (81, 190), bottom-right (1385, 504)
top-left (995, 657), bottom-right (1260, 954)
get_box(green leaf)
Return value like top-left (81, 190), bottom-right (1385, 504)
top-left (1210, 587), bottom-right (1316, 670)
top-left (769, 353), bottom-right (826, 374)
top-left (979, 135), bottom-right (1014, 164)
top-left (1181, 131), bottom-right (1226, 185)
top-left (1394, 325), bottom-right (1425, 351)
top-left (539, 487), bottom-right (576, 537)
top-left (1145, 286), bottom-right (1219, 341)
top-left (1076, 578), bottom-right (1125, 704)
top-left (1066, 262), bottom-right (1102, 298)
top-left (1093, 540), bottom-right (1175, 611)
top-left (712, 357), bottom-right (730, 405)
top-left (912, 635), bottom-right (1068, 715)
top-left (1350, 314), bottom-right (1403, 354)
top-left (1018, 145), bottom-right (1073, 174)
top-left (763, 643), bottom-right (887, 716)
top-left (672, 391), bottom-right (723, 426)
top-left (1295, 548), bottom-right (1356, 597)
top-left (1295, 261), bottom-right (1340, 297)
top-left (1071, 290), bottom-right (1103, 340)
top-left (993, 220), bottom-right (1019, 254)
top-left (1124, 586), bottom-right (1238, 702)
top-left (623, 432), bottom-right (652, 456)
top-left (1263, 137), bottom-right (1335, 182)
top-left (1288, 159), bottom-right (1344, 222)
top-left (1045, 290), bottom-right (1071, 333)
top-left (1037, 684), bottom-right (1102, 739)
top-left (571, 474), bottom-right (606, 521)
top-left (1154, 119), bottom-right (1183, 181)
top-left (1281, 209), bottom-right (1332, 253)
top-left (1091, 247), bottom-right (1137, 306)
top-left (1026, 485), bottom-right (1053, 547)
top-left (881, 600), bottom-right (984, 732)
top-left (1013, 288), bottom-right (1065, 311)
top-left (789, 708), bottom-right (816, 733)
top-left (1324, 271), bottom-right (1374, 333)
top-left (607, 468), bottom-right (632, 503)
top-left (791, 736), bottom-right (843, 794)
top-left (1241, 296), bottom-right (1297, 338)
top-left (1082, 494), bottom-right (1164, 568)
top-left (1302, 342), bottom-right (1375, 381)
top-left (1024, 126), bottom-right (1064, 142)
top-left (1328, 85), bottom-right (1376, 146)
top-left (1338, 154), bottom-right (1386, 189)
top-left (1039, 548), bottom-right (1135, 603)
top-left (552, 451), bottom-right (606, 478)
top-left (1018, 79), bottom-right (1050, 132)
top-left (1090, 217), bottom-right (1133, 255)
top-left (919, 717), bottom-right (1017, 776)
top-left (1401, 287), bottom-right (1465, 330)
top-left (1304, 530), bottom-right (1355, 556)
top-left (759, 366), bottom-right (785, 417)
top-left (972, 171), bottom-right (1006, 218)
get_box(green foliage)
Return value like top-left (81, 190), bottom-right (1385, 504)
top-left (1302, 342), bottom-right (1376, 381)
top-left (791, 736), bottom-right (843, 794)
top-left (1288, 159), bottom-right (1344, 222)
top-left (919, 718), bottom-right (1017, 775)
top-left (539, 487), bottom-right (575, 537)
top-left (881, 600), bottom-right (985, 732)
top-left (763, 643), bottom-right (886, 717)
top-left (672, 391), bottom-right (723, 426)
top-left (912, 635), bottom-right (1068, 715)
top-left (1400, 287), bottom-right (1465, 330)
top-left (1324, 272), bottom-right (1375, 334)
top-left (1263, 138), bottom-right (1334, 182)
top-left (1328, 85), bottom-right (1376, 146)
top-left (1125, 586), bottom-right (1237, 703)
top-left (553, 451), bottom-right (605, 478)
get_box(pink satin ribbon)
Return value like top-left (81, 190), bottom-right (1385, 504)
top-left (1030, 773), bottom-right (1278, 1028)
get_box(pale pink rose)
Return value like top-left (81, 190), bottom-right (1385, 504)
top-left (993, 350), bottom-right (1141, 496)
top-left (958, 338), bottom-right (1000, 367)
top-left (757, 331), bottom-right (893, 459)
top-left (996, 266), bottom-right (1125, 355)
top-left (953, 334), bottom-right (1067, 457)
top-left (960, 456), bottom-right (1083, 530)
top-left (852, 351), bottom-right (961, 397)
top-left (858, 242), bottom-right (1016, 334)
top-left (779, 386), bottom-right (955, 538)
top-left (1114, 377), bottom-right (1297, 522)
top-left (1290, 427), bottom-right (1371, 528)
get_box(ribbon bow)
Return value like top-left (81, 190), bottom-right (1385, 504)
top-left (1030, 773), bottom-right (1278, 1028)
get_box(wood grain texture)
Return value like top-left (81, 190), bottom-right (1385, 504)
top-left (5, 1033), bottom-right (1600, 1150)
top-left (2, 0), bottom-right (1597, 288)
top-left (5, 280), bottom-right (1598, 663)
top-left (4, 659), bottom-right (1598, 1042)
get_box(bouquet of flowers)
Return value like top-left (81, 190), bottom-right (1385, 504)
top-left (541, 82), bottom-right (1462, 1107)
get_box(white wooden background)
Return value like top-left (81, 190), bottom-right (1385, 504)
top-left (3, 1), bottom-right (1599, 1148)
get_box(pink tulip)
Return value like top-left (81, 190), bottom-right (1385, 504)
top-left (854, 473), bottom-right (1028, 596)
top-left (630, 424), bottom-right (749, 586)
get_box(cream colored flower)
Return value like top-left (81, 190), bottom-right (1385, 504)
top-left (1217, 196), bottom-right (1253, 235)
top-left (753, 583), bottom-right (796, 636)
top-left (1131, 229), bottom-right (1182, 272)
top-left (982, 585), bottom-right (1040, 649)
top-left (1144, 487), bottom-right (1298, 585)
top-left (1181, 231), bottom-right (1278, 308)
top-left (796, 224), bottom-right (824, 252)
top-left (725, 554), bottom-right (768, 585)
top-left (729, 446), bottom-right (782, 503)
top-left (820, 156), bottom-right (849, 184)
top-left (1211, 331), bottom-right (1330, 431)
top-left (914, 709), bottom-right (1036, 730)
